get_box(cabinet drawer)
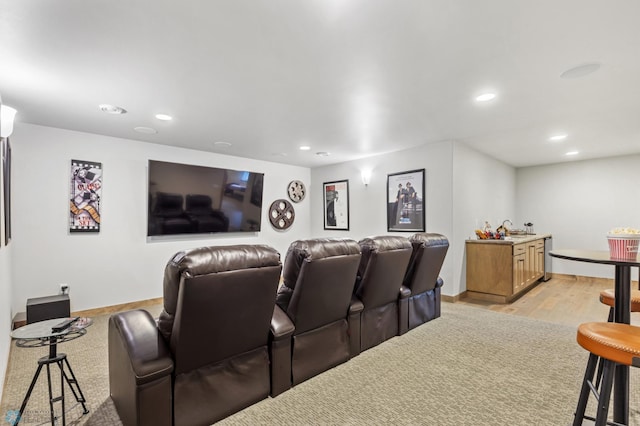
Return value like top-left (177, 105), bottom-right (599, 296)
top-left (535, 239), bottom-right (544, 249)
top-left (513, 243), bottom-right (526, 256)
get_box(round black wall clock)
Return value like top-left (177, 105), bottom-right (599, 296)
top-left (287, 180), bottom-right (306, 203)
top-left (269, 199), bottom-right (295, 230)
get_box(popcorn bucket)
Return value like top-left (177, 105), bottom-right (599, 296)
top-left (607, 234), bottom-right (640, 260)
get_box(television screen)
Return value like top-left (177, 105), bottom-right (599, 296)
top-left (147, 160), bottom-right (264, 236)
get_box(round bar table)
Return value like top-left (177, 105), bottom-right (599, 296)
top-left (10, 317), bottom-right (92, 425)
top-left (550, 249), bottom-right (640, 425)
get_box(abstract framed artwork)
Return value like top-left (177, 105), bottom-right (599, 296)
top-left (70, 159), bottom-right (102, 233)
top-left (323, 179), bottom-right (349, 230)
top-left (387, 168), bottom-right (425, 232)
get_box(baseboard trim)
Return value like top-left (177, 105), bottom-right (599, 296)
top-left (72, 297), bottom-right (163, 318)
top-left (12, 297), bottom-right (163, 330)
top-left (442, 292), bottom-right (466, 303)
top-left (550, 273), bottom-right (638, 287)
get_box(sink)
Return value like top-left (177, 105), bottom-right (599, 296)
top-left (504, 234), bottom-right (531, 241)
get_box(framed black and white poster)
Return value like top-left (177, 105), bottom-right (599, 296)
top-left (387, 168), bottom-right (425, 232)
top-left (70, 159), bottom-right (102, 233)
top-left (323, 179), bottom-right (349, 230)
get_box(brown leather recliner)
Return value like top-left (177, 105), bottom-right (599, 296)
top-left (108, 245), bottom-right (293, 426)
top-left (354, 236), bottom-right (413, 352)
top-left (275, 238), bottom-right (362, 387)
top-left (399, 233), bottom-right (449, 335)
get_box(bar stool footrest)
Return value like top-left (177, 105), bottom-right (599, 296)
top-left (582, 414), bottom-right (626, 426)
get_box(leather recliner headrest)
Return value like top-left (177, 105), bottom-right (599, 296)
top-left (166, 244), bottom-right (281, 278)
top-left (282, 238), bottom-right (360, 290)
top-left (359, 235), bottom-right (412, 253)
top-left (409, 233), bottom-right (449, 248)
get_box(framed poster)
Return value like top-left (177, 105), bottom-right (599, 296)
top-left (2, 138), bottom-right (11, 245)
top-left (70, 159), bottom-right (102, 233)
top-left (323, 179), bottom-right (349, 230)
top-left (387, 168), bottom-right (425, 232)
top-left (0, 139), bottom-right (4, 247)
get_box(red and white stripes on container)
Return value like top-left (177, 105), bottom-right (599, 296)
top-left (607, 235), bottom-right (640, 260)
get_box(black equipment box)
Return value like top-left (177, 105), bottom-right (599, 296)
top-left (26, 294), bottom-right (71, 324)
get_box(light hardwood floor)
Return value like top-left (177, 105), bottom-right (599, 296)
top-left (456, 274), bottom-right (640, 328)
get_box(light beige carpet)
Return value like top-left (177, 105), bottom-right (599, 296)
top-left (2, 302), bottom-right (637, 425)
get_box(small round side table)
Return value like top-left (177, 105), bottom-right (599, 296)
top-left (10, 317), bottom-right (92, 425)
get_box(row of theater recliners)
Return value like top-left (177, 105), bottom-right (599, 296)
top-left (108, 233), bottom-right (449, 426)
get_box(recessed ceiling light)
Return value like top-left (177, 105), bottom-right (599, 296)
top-left (213, 141), bottom-right (232, 147)
top-left (299, 146), bottom-right (311, 151)
top-left (99, 104), bottom-right (127, 114)
top-left (549, 134), bottom-right (568, 141)
top-left (155, 113), bottom-right (172, 121)
top-left (475, 93), bottom-right (496, 102)
top-left (134, 126), bottom-right (157, 134)
top-left (315, 151), bottom-right (330, 157)
top-left (565, 151), bottom-right (579, 156)
top-left (560, 63), bottom-right (601, 79)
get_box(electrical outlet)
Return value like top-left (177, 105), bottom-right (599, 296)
top-left (59, 283), bottom-right (69, 295)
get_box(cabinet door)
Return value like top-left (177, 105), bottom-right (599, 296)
top-left (526, 243), bottom-right (537, 284)
top-left (513, 253), bottom-right (526, 293)
top-left (535, 246), bottom-right (545, 279)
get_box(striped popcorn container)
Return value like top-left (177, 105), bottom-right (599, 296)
top-left (607, 234), bottom-right (640, 260)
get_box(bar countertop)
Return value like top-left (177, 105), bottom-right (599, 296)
top-left (465, 233), bottom-right (552, 245)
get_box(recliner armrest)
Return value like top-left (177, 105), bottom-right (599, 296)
top-left (269, 305), bottom-right (294, 397)
top-left (398, 286), bottom-right (411, 336)
top-left (399, 285), bottom-right (411, 299)
top-left (348, 296), bottom-right (364, 358)
top-left (435, 277), bottom-right (444, 289)
top-left (109, 309), bottom-right (174, 385)
top-left (109, 309), bottom-right (173, 426)
top-left (270, 305), bottom-right (295, 340)
top-left (349, 295), bottom-right (364, 314)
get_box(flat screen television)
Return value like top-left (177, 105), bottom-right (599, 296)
top-left (147, 160), bottom-right (264, 236)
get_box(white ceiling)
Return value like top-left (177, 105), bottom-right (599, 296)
top-left (1, 0), bottom-right (639, 168)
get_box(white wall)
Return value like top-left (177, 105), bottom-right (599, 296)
top-left (310, 141), bottom-right (456, 295)
top-left (517, 154), bottom-right (640, 280)
top-left (309, 140), bottom-right (517, 298)
top-left (9, 124), bottom-right (311, 314)
top-left (452, 142), bottom-right (516, 295)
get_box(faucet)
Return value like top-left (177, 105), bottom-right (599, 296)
top-left (497, 220), bottom-right (512, 235)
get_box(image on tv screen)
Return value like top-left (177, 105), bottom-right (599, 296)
top-left (147, 160), bottom-right (264, 236)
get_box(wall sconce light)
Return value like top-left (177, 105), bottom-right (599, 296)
top-left (1, 105), bottom-right (17, 138)
top-left (361, 169), bottom-right (372, 186)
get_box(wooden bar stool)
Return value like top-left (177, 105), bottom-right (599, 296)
top-left (573, 322), bottom-right (640, 426)
top-left (599, 289), bottom-right (640, 322)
